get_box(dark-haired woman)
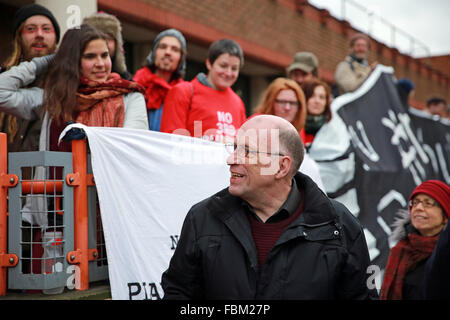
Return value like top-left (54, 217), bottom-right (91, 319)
top-left (0, 25), bottom-right (148, 273)
top-left (0, 24), bottom-right (148, 152)
top-left (301, 79), bottom-right (332, 151)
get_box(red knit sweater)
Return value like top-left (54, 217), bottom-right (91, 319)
top-left (248, 199), bottom-right (304, 267)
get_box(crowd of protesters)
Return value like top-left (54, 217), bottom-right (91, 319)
top-left (0, 3), bottom-right (449, 300)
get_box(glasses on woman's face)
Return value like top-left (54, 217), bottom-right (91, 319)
top-left (274, 99), bottom-right (299, 108)
top-left (408, 198), bottom-right (439, 209)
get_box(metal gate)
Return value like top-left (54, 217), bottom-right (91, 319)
top-left (0, 134), bottom-right (108, 295)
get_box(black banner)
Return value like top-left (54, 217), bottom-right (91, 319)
top-left (310, 66), bottom-right (449, 269)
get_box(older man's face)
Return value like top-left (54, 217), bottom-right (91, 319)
top-left (226, 119), bottom-right (283, 202)
top-left (20, 15), bottom-right (57, 60)
top-left (352, 38), bottom-right (369, 60)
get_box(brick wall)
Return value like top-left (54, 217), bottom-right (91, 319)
top-left (1, 0), bottom-right (446, 107)
top-left (98, 0), bottom-right (449, 107)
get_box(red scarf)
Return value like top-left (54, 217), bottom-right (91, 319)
top-left (51, 73), bottom-right (144, 153)
top-left (75, 73), bottom-right (145, 127)
top-left (133, 67), bottom-right (183, 110)
top-left (380, 233), bottom-right (438, 300)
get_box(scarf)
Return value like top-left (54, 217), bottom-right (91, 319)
top-left (349, 53), bottom-right (369, 66)
top-left (51, 73), bottom-right (143, 153)
top-left (75, 73), bottom-right (144, 127)
top-left (133, 67), bottom-right (183, 110)
top-left (380, 233), bottom-right (438, 300)
top-left (304, 114), bottom-right (328, 135)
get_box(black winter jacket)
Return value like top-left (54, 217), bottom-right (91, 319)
top-left (162, 172), bottom-right (378, 300)
top-left (423, 223), bottom-right (450, 299)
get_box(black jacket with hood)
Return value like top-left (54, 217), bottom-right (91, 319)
top-left (162, 172), bottom-right (378, 300)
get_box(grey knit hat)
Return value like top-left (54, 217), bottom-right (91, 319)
top-left (146, 28), bottom-right (187, 78)
top-left (83, 12), bottom-right (127, 75)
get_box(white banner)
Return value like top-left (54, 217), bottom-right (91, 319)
top-left (60, 125), bottom-right (324, 300)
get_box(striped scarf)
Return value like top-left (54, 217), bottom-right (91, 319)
top-left (75, 73), bottom-right (144, 126)
top-left (51, 73), bottom-right (144, 153)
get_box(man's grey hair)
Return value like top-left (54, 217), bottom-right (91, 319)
top-left (278, 125), bottom-right (304, 177)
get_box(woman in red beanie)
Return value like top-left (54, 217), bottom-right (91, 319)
top-left (380, 180), bottom-right (450, 300)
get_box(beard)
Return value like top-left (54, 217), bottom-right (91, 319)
top-left (22, 41), bottom-right (57, 61)
top-left (154, 54), bottom-right (180, 74)
top-left (155, 62), bottom-right (177, 73)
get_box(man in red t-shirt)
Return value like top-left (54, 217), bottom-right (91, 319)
top-left (133, 29), bottom-right (187, 131)
top-left (160, 39), bottom-right (247, 143)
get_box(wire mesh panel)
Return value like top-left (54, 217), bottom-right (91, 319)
top-left (7, 151), bottom-right (74, 292)
top-left (86, 155), bottom-right (108, 282)
top-left (7, 150), bottom-right (109, 293)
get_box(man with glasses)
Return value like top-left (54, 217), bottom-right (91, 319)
top-left (162, 114), bottom-right (377, 299)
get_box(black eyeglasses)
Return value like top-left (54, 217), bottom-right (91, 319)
top-left (224, 143), bottom-right (285, 158)
top-left (408, 198), bottom-right (439, 209)
top-left (274, 99), bottom-right (299, 108)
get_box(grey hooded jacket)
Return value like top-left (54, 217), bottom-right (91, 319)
top-left (0, 55), bottom-right (148, 151)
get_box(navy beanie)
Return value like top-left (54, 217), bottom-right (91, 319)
top-left (12, 3), bottom-right (61, 43)
top-left (397, 78), bottom-right (415, 94)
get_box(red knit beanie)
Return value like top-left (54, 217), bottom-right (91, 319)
top-left (409, 180), bottom-right (450, 218)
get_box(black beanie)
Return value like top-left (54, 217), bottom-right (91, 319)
top-left (12, 3), bottom-right (60, 43)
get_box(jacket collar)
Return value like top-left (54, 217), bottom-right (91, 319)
top-left (208, 190), bottom-right (259, 270)
top-left (295, 172), bottom-right (337, 226)
top-left (206, 172), bottom-right (339, 269)
top-left (209, 172), bottom-right (337, 227)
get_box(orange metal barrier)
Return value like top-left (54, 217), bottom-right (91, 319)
top-left (0, 133), bottom-right (18, 295)
top-left (0, 133), bottom-right (97, 296)
top-left (21, 181), bottom-right (64, 194)
top-left (67, 139), bottom-right (90, 291)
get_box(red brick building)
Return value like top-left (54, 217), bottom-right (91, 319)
top-left (1, 0), bottom-right (449, 112)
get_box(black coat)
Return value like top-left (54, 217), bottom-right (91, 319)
top-left (423, 223), bottom-right (450, 299)
top-left (162, 172), bottom-right (378, 300)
